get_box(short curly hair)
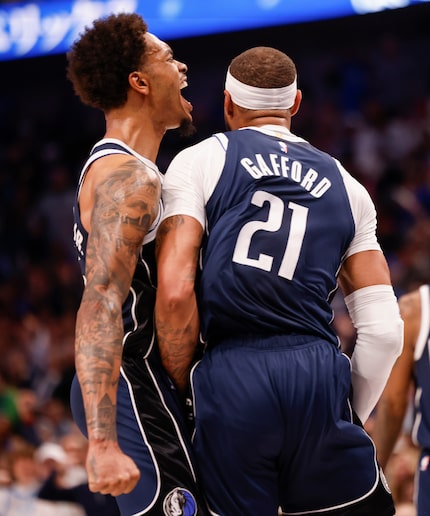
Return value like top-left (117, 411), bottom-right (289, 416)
top-left (66, 12), bottom-right (148, 111)
top-left (230, 46), bottom-right (296, 89)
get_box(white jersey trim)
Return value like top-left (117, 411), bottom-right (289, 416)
top-left (77, 138), bottom-right (163, 244)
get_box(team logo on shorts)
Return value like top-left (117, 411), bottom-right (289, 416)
top-left (163, 487), bottom-right (197, 516)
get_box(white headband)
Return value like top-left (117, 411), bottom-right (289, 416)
top-left (225, 67), bottom-right (297, 110)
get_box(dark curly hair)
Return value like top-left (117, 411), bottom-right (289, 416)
top-left (66, 12), bottom-right (148, 111)
top-left (230, 46), bottom-right (296, 89)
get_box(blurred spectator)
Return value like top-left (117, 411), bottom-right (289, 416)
top-left (36, 431), bottom-right (119, 516)
top-left (0, 438), bottom-right (84, 515)
top-left (30, 163), bottom-right (76, 262)
top-left (0, 373), bottom-right (18, 446)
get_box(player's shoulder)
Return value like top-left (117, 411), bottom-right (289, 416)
top-left (93, 152), bottom-right (158, 182)
top-left (88, 138), bottom-right (160, 183)
top-left (333, 157), bottom-right (374, 202)
top-left (170, 133), bottom-right (227, 165)
top-left (193, 133), bottom-right (227, 151)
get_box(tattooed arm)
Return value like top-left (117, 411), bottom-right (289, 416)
top-left (76, 155), bottom-right (160, 496)
top-left (155, 215), bottom-right (203, 395)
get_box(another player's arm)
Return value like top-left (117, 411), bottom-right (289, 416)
top-left (75, 156), bottom-right (160, 495)
top-left (338, 250), bottom-right (403, 423)
top-left (372, 291), bottom-right (418, 469)
top-left (155, 214), bottom-right (203, 395)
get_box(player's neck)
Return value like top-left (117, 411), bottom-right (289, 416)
top-left (104, 114), bottom-right (162, 163)
top-left (231, 112), bottom-right (291, 131)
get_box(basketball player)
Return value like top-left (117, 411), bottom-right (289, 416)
top-left (373, 284), bottom-right (430, 515)
top-left (155, 46), bottom-right (404, 515)
top-left (67, 12), bottom-right (209, 516)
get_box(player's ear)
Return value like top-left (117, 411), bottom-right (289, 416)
top-left (129, 72), bottom-right (149, 94)
top-left (290, 89), bottom-right (302, 117)
top-left (224, 90), bottom-right (234, 117)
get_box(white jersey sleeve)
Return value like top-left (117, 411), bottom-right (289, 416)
top-left (163, 137), bottom-right (382, 258)
top-left (162, 134), bottom-right (228, 229)
top-left (335, 159), bottom-right (382, 257)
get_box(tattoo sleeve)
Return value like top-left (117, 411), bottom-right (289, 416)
top-left (75, 159), bottom-right (160, 442)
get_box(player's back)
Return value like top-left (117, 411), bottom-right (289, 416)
top-left (199, 128), bottom-right (356, 345)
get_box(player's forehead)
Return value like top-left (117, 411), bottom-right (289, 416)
top-left (144, 32), bottom-right (172, 59)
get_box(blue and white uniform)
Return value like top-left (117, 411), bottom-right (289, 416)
top-left (163, 126), bottom-right (394, 515)
top-left (70, 139), bottom-right (209, 516)
top-left (411, 284), bottom-right (430, 516)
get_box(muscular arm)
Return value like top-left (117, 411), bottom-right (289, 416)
top-left (155, 215), bottom-right (203, 395)
top-left (338, 249), bottom-right (391, 296)
top-left (372, 291), bottom-right (418, 469)
top-left (76, 156), bottom-right (160, 495)
top-left (338, 250), bottom-right (404, 423)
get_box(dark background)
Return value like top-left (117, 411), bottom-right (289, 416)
top-left (1, 3), bottom-right (429, 169)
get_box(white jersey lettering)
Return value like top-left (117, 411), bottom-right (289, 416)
top-left (240, 155), bottom-right (332, 198)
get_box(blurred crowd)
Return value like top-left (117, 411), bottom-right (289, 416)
top-left (0, 5), bottom-right (429, 514)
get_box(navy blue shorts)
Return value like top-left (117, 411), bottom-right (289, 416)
top-left (70, 355), bottom-right (209, 516)
top-left (190, 334), bottom-right (394, 515)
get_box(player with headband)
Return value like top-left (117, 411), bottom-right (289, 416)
top-left (224, 66), bottom-right (298, 109)
top-left (156, 46), bottom-right (403, 515)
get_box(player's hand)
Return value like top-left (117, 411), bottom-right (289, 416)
top-left (86, 441), bottom-right (140, 496)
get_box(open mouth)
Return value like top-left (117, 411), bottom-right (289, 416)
top-left (180, 82), bottom-right (193, 112)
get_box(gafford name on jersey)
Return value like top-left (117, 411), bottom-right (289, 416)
top-left (240, 153), bottom-right (332, 198)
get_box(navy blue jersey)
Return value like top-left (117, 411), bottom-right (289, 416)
top-left (199, 128), bottom-right (355, 345)
top-left (412, 284), bottom-right (430, 449)
top-left (164, 125), bottom-right (391, 516)
top-left (73, 139), bottom-right (162, 358)
top-left (71, 139), bottom-right (210, 515)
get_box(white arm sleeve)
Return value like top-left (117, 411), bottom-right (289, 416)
top-left (344, 284), bottom-right (404, 424)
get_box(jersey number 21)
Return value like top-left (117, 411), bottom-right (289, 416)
top-left (232, 190), bottom-right (308, 280)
